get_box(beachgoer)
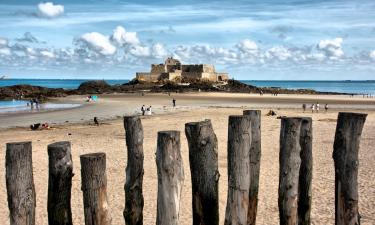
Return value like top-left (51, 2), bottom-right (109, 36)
top-left (30, 123), bottom-right (41, 130)
top-left (42, 122), bottom-right (50, 129)
top-left (30, 99), bottom-right (34, 109)
top-left (145, 106), bottom-right (152, 115)
top-left (316, 103), bottom-right (320, 113)
top-left (141, 105), bottom-right (145, 115)
top-left (172, 98), bottom-right (176, 107)
top-left (325, 104), bottom-right (328, 112)
top-left (35, 98), bottom-right (40, 110)
top-left (266, 110), bottom-right (277, 116)
top-left (311, 104), bottom-right (315, 113)
top-left (94, 117), bottom-right (99, 126)
top-left (302, 103), bottom-right (306, 112)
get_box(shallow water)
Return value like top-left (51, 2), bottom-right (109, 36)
top-left (0, 101), bottom-right (81, 114)
top-left (0, 100), bottom-right (29, 108)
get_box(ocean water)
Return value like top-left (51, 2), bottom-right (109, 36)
top-left (0, 100), bottom-right (29, 108)
top-left (0, 79), bottom-right (129, 89)
top-left (1, 79), bottom-right (374, 95)
top-left (241, 80), bottom-right (375, 95)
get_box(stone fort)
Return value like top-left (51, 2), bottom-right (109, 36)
top-left (136, 58), bottom-right (229, 82)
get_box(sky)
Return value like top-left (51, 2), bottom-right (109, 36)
top-left (0, 0), bottom-right (374, 80)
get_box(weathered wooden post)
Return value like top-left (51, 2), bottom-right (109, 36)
top-left (333, 112), bottom-right (367, 225)
top-left (185, 119), bottom-right (219, 225)
top-left (224, 115), bottom-right (251, 225)
top-left (123, 116), bottom-right (144, 225)
top-left (279, 117), bottom-right (302, 225)
top-left (6, 141), bottom-right (36, 225)
top-left (243, 110), bottom-right (261, 225)
top-left (80, 153), bottom-right (111, 225)
top-left (48, 141), bottom-right (74, 225)
top-left (156, 131), bottom-right (184, 225)
top-left (298, 118), bottom-right (313, 225)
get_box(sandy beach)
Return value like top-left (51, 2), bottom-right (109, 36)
top-left (0, 92), bottom-right (374, 224)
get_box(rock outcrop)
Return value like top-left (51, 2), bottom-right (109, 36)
top-left (0, 85), bottom-right (66, 100)
top-left (0, 79), bottom-right (348, 100)
top-left (77, 80), bottom-right (112, 94)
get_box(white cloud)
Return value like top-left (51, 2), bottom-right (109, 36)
top-left (38, 2), bottom-right (64, 18)
top-left (317, 38), bottom-right (344, 59)
top-left (265, 46), bottom-right (292, 61)
top-left (79, 32), bottom-right (116, 55)
top-left (151, 43), bottom-right (168, 58)
top-left (370, 50), bottom-right (375, 60)
top-left (0, 47), bottom-right (11, 56)
top-left (1, 28), bottom-right (374, 75)
top-left (40, 50), bottom-right (55, 58)
top-left (111, 26), bottom-right (140, 46)
top-left (236, 39), bottom-right (258, 54)
top-left (0, 37), bottom-right (8, 47)
top-left (130, 45), bottom-right (150, 57)
top-left (173, 44), bottom-right (238, 64)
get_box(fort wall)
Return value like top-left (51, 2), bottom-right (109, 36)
top-left (136, 73), bottom-right (160, 82)
top-left (151, 64), bottom-right (166, 73)
top-left (136, 58), bottom-right (229, 82)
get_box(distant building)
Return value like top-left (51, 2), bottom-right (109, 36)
top-left (136, 57), bottom-right (229, 82)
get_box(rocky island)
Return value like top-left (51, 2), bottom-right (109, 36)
top-left (0, 58), bottom-right (349, 100)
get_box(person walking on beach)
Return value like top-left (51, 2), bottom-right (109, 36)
top-left (172, 98), bottom-right (176, 107)
top-left (302, 103), bottom-right (306, 113)
top-left (29, 99), bottom-right (34, 110)
top-left (94, 117), bottom-right (99, 126)
top-left (311, 103), bottom-right (315, 113)
top-left (325, 104), bottom-right (328, 112)
top-left (145, 106), bottom-right (152, 115)
top-left (141, 105), bottom-right (145, 115)
top-left (316, 102), bottom-right (320, 113)
top-left (35, 98), bottom-right (40, 110)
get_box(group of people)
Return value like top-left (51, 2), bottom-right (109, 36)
top-left (140, 98), bottom-right (176, 116)
top-left (302, 103), bottom-right (328, 113)
top-left (141, 105), bottom-right (152, 116)
top-left (86, 95), bottom-right (98, 102)
top-left (30, 122), bottom-right (50, 131)
top-left (27, 98), bottom-right (40, 110)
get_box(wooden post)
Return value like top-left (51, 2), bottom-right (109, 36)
top-left (224, 115), bottom-right (251, 225)
top-left (298, 118), bottom-right (313, 225)
top-left (48, 141), bottom-right (74, 225)
top-left (80, 153), bottom-right (111, 225)
top-left (6, 141), bottom-right (36, 225)
top-left (243, 110), bottom-right (261, 225)
top-left (123, 116), bottom-right (144, 225)
top-left (333, 112), bottom-right (367, 225)
top-left (279, 117), bottom-right (303, 225)
top-left (185, 119), bottom-right (219, 225)
top-left (156, 131), bottom-right (184, 225)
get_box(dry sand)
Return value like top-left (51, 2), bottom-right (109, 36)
top-left (0, 93), bottom-right (374, 225)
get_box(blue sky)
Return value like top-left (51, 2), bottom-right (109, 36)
top-left (0, 0), bottom-right (374, 79)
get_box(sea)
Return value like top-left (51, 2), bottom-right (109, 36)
top-left (1, 79), bottom-right (375, 111)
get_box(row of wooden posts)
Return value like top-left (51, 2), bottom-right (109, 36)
top-left (5, 110), bottom-right (367, 225)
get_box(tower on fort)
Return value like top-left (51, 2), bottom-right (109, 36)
top-left (136, 57), bottom-right (229, 82)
